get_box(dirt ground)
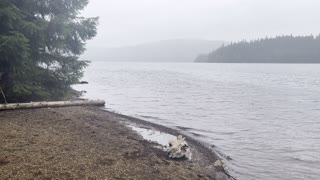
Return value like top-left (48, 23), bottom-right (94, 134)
top-left (0, 106), bottom-right (228, 180)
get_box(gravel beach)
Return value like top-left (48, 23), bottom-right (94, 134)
top-left (0, 106), bottom-right (228, 180)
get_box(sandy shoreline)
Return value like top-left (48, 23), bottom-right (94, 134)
top-left (0, 106), bottom-right (229, 179)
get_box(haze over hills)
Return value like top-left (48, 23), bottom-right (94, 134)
top-left (82, 39), bottom-right (225, 62)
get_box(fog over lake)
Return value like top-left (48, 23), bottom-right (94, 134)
top-left (81, 0), bottom-right (320, 51)
top-left (76, 1), bottom-right (320, 179)
top-left (3, 0), bottom-right (320, 179)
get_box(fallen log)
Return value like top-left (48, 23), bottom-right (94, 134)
top-left (0, 100), bottom-right (105, 111)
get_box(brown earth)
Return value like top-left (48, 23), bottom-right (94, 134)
top-left (0, 106), bottom-right (228, 180)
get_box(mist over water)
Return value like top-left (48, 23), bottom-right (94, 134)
top-left (75, 62), bottom-right (320, 180)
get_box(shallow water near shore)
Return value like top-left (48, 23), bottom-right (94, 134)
top-left (74, 62), bottom-right (320, 180)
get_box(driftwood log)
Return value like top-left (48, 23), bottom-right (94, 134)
top-left (0, 100), bottom-right (105, 111)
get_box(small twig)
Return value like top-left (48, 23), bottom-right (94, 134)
top-left (0, 88), bottom-right (7, 104)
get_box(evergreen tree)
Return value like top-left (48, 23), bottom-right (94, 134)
top-left (0, 0), bottom-right (98, 103)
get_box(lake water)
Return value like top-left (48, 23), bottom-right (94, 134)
top-left (75, 62), bottom-right (320, 180)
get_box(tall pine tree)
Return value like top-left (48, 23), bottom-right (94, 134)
top-left (0, 0), bottom-right (98, 103)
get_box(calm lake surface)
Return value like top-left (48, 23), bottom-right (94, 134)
top-left (75, 62), bottom-right (320, 180)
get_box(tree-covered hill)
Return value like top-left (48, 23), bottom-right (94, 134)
top-left (0, 0), bottom-right (98, 103)
top-left (195, 35), bottom-right (320, 63)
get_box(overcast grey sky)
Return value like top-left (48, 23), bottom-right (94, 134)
top-left (81, 0), bottom-right (320, 48)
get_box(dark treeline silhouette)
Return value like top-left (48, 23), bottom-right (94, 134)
top-left (195, 35), bottom-right (320, 63)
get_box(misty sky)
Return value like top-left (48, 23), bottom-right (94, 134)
top-left (81, 0), bottom-right (320, 48)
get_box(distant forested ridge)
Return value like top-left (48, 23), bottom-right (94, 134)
top-left (195, 35), bottom-right (320, 63)
top-left (82, 39), bottom-right (225, 62)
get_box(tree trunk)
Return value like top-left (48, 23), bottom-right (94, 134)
top-left (0, 88), bottom-right (7, 104)
top-left (0, 100), bottom-right (105, 111)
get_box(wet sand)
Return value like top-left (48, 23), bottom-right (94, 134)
top-left (0, 106), bottom-right (228, 179)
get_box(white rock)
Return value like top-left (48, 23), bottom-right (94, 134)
top-left (167, 135), bottom-right (191, 159)
top-left (214, 160), bottom-right (222, 167)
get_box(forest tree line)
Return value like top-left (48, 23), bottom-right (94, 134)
top-left (195, 35), bottom-right (320, 63)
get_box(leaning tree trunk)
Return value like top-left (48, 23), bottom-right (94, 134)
top-left (0, 88), bottom-right (7, 104)
top-left (0, 100), bottom-right (105, 111)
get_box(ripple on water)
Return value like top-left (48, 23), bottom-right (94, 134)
top-left (74, 62), bottom-right (320, 180)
